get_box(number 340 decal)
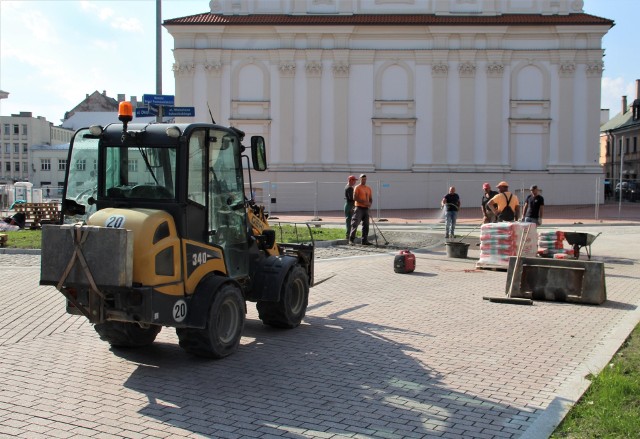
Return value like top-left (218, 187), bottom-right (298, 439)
top-left (192, 252), bottom-right (209, 267)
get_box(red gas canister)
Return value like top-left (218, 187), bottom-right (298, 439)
top-left (394, 250), bottom-right (416, 273)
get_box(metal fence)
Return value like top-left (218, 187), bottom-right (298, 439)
top-left (247, 177), bottom-right (640, 222)
top-left (4, 180), bottom-right (637, 222)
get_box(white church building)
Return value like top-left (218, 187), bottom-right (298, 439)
top-left (164, 0), bottom-right (612, 212)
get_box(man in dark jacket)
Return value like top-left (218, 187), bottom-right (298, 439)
top-left (481, 182), bottom-right (498, 224)
top-left (441, 186), bottom-right (461, 239)
top-left (344, 175), bottom-right (357, 239)
top-left (522, 185), bottom-right (544, 226)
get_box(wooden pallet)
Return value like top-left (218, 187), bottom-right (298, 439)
top-left (475, 262), bottom-right (508, 272)
top-left (13, 203), bottom-right (61, 229)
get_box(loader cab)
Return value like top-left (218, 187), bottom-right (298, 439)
top-left (62, 119), bottom-right (267, 280)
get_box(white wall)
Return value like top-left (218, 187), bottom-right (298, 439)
top-left (166, 0), bottom-right (609, 209)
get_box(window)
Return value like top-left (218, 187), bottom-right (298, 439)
top-left (93, 159), bottom-right (97, 170)
top-left (5, 162), bottom-right (9, 171)
top-left (4, 144), bottom-right (8, 153)
top-left (76, 159), bottom-right (86, 171)
top-left (606, 141), bottom-right (610, 156)
top-left (128, 159), bottom-right (138, 172)
top-left (41, 159), bottom-right (51, 170)
top-left (14, 162), bottom-right (20, 171)
top-left (187, 130), bottom-right (206, 206)
top-left (22, 143), bottom-right (28, 153)
top-left (22, 162), bottom-right (27, 173)
top-left (3, 124), bottom-right (9, 136)
top-left (634, 137), bottom-right (638, 153)
top-left (13, 125), bottom-right (19, 135)
top-left (58, 159), bottom-right (66, 171)
top-left (626, 138), bottom-right (630, 154)
top-left (22, 125), bottom-right (27, 136)
top-left (13, 143), bottom-right (19, 153)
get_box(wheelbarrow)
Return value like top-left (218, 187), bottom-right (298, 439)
top-left (563, 231), bottom-right (601, 260)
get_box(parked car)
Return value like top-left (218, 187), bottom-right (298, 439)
top-left (604, 179), bottom-right (612, 199)
top-left (614, 181), bottom-right (639, 201)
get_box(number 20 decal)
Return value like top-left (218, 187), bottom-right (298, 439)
top-left (105, 215), bottom-right (125, 228)
top-left (173, 300), bottom-right (187, 323)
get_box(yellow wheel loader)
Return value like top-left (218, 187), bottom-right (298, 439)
top-left (40, 103), bottom-right (314, 359)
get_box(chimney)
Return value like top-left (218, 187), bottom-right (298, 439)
top-left (636, 79), bottom-right (640, 100)
top-left (117, 94), bottom-right (125, 102)
top-left (102, 90), bottom-right (106, 96)
top-left (622, 96), bottom-right (627, 114)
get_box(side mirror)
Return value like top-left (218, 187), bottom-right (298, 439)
top-left (251, 136), bottom-right (267, 171)
top-left (62, 198), bottom-right (86, 216)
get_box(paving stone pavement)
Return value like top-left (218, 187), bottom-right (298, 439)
top-left (0, 225), bottom-right (639, 439)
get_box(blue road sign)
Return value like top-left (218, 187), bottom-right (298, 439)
top-left (142, 94), bottom-right (175, 106)
top-left (165, 107), bottom-right (195, 117)
top-left (135, 107), bottom-right (158, 117)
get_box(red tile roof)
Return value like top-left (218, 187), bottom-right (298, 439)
top-left (164, 13), bottom-right (613, 27)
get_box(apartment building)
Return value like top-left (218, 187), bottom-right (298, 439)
top-left (1, 90), bottom-right (137, 188)
top-left (30, 143), bottom-right (70, 195)
top-left (0, 112), bottom-right (52, 184)
top-left (600, 80), bottom-right (640, 197)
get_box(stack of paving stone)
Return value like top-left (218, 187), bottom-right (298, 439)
top-left (476, 222), bottom-right (537, 269)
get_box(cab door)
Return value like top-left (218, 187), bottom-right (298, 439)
top-left (207, 129), bottom-right (249, 279)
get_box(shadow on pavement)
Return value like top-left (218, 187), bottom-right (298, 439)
top-left (116, 312), bottom-right (530, 438)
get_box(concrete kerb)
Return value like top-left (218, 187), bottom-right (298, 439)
top-left (0, 248), bottom-right (41, 255)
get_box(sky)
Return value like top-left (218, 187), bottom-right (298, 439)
top-left (0, 0), bottom-right (638, 124)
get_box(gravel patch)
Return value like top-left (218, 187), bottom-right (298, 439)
top-left (314, 230), bottom-right (443, 259)
top-left (0, 231), bottom-right (444, 266)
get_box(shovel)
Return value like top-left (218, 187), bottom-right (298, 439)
top-left (483, 224), bottom-right (533, 305)
top-left (455, 221), bottom-right (482, 243)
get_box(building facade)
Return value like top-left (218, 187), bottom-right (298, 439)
top-left (1, 91), bottom-right (147, 189)
top-left (30, 143), bottom-right (70, 196)
top-left (0, 112), bottom-right (52, 184)
top-left (167, 0), bottom-right (610, 210)
top-left (599, 81), bottom-right (640, 190)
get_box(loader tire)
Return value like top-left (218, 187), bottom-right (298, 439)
top-left (176, 283), bottom-right (245, 359)
top-left (94, 322), bottom-right (161, 347)
top-left (257, 265), bottom-right (308, 329)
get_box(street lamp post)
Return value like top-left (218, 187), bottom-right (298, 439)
top-left (156, 0), bottom-right (163, 123)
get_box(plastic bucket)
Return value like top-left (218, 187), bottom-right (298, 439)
top-left (445, 242), bottom-right (469, 258)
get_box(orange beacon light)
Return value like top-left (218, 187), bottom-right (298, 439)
top-left (118, 101), bottom-right (133, 121)
top-left (118, 101), bottom-right (133, 131)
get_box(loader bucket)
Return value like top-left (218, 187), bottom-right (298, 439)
top-left (505, 257), bottom-right (606, 305)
